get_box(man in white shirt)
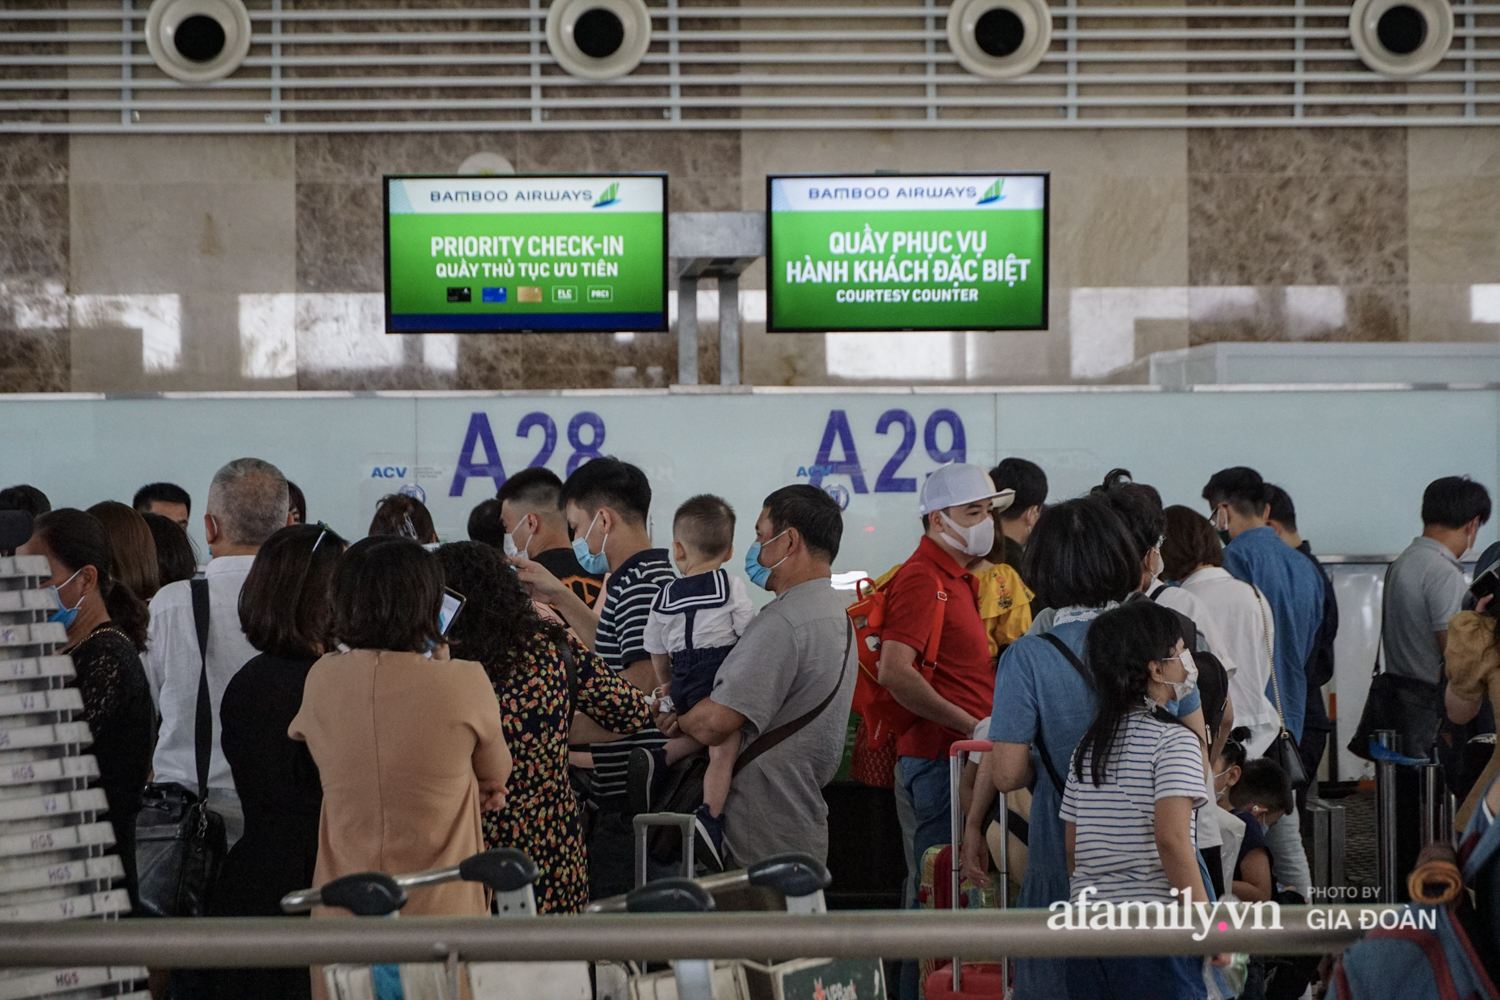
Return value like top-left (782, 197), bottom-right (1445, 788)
top-left (142, 457), bottom-right (292, 847)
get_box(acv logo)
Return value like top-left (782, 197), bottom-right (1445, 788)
top-left (370, 466), bottom-right (408, 479)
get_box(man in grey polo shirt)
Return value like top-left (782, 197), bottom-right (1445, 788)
top-left (1382, 475), bottom-right (1489, 895)
top-left (1386, 476), bottom-right (1492, 686)
top-left (675, 485), bottom-right (858, 867)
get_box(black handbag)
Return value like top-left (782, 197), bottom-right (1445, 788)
top-left (1346, 568), bottom-right (1444, 762)
top-left (1250, 583), bottom-right (1310, 791)
top-left (135, 578), bottom-right (227, 918)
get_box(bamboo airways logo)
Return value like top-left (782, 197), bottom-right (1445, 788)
top-left (977, 179), bottom-right (1006, 205)
top-left (1048, 888), bottom-right (1282, 942)
top-left (593, 182), bottom-right (621, 209)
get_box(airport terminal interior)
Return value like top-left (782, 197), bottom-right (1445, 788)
top-left (4, 1), bottom-right (1500, 999)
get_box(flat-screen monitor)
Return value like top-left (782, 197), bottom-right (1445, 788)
top-left (384, 174), bottom-right (668, 333)
top-left (766, 173), bottom-right (1049, 333)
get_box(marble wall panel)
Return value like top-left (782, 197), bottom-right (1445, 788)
top-left (1407, 128), bottom-right (1500, 343)
top-left (11, 123), bottom-right (1500, 393)
top-left (1186, 128), bottom-right (1410, 345)
top-left (0, 135), bottom-right (69, 392)
top-left (69, 135), bottom-right (297, 391)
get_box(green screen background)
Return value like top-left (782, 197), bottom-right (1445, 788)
top-left (388, 211), bottom-right (665, 317)
top-left (769, 207), bottom-right (1046, 331)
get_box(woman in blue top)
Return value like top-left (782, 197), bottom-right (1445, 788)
top-left (961, 497), bottom-right (1211, 1000)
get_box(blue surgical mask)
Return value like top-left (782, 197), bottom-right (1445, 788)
top-left (744, 529), bottom-right (789, 591)
top-left (46, 568), bottom-right (84, 628)
top-left (572, 512), bottom-right (610, 575)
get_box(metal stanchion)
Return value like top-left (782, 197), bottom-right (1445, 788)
top-left (1418, 761), bottom-right (1443, 848)
top-left (1375, 729), bottom-right (1399, 904)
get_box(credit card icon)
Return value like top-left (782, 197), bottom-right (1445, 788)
top-left (446, 287), bottom-right (471, 303)
top-left (482, 287), bottom-right (507, 303)
top-left (517, 286), bottom-right (543, 303)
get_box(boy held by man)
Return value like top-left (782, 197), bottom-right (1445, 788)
top-left (627, 494), bottom-right (754, 869)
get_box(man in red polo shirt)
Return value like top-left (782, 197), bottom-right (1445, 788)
top-left (878, 463), bottom-right (1012, 998)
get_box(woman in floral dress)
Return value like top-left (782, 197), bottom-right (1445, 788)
top-left (438, 542), bottom-right (652, 913)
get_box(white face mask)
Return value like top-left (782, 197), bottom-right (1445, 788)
top-left (503, 518), bottom-right (533, 560)
top-left (1167, 648), bottom-right (1198, 702)
top-left (1148, 546), bottom-right (1165, 580)
top-left (938, 509), bottom-right (995, 558)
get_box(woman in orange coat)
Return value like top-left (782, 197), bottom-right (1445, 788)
top-left (290, 536), bottom-right (511, 916)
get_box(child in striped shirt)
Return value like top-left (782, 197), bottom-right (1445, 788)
top-left (1059, 601), bottom-right (1217, 1000)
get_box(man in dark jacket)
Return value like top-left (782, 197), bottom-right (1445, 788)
top-left (1267, 486), bottom-right (1338, 793)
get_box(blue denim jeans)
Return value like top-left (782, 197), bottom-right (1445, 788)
top-left (1065, 955), bottom-right (1207, 1000)
top-left (897, 755), bottom-right (953, 1000)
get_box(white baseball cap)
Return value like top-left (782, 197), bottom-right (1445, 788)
top-left (919, 463), bottom-right (1016, 516)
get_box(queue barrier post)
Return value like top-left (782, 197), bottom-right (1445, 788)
top-left (1375, 729), bottom-right (1400, 905)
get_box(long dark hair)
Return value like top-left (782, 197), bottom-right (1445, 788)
top-left (239, 524), bottom-right (346, 660)
top-left (436, 541), bottom-right (570, 687)
top-left (1073, 601), bottom-right (1186, 787)
top-left (33, 508), bottom-right (150, 652)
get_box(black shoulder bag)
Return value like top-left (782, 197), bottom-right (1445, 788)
top-left (1247, 584), bottom-right (1310, 791)
top-left (135, 578), bottom-right (228, 917)
top-left (1347, 567), bottom-right (1445, 761)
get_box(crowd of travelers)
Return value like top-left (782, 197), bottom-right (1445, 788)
top-left (2, 452), bottom-right (1497, 1000)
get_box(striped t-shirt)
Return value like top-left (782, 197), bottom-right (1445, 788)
top-left (1059, 710), bottom-right (1206, 904)
top-left (589, 548), bottom-right (675, 805)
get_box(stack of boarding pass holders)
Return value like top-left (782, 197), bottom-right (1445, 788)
top-left (0, 554), bottom-right (147, 1000)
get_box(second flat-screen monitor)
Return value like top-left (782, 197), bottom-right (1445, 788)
top-left (385, 174), bottom-right (667, 333)
top-left (767, 173), bottom-right (1049, 332)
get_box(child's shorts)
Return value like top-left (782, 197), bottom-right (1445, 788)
top-left (669, 644), bottom-right (735, 716)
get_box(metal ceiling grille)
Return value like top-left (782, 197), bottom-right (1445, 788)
top-left (3, 0), bottom-right (1500, 131)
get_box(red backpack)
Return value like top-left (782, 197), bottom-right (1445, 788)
top-left (845, 572), bottom-right (947, 787)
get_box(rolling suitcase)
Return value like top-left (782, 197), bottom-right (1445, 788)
top-left (922, 740), bottom-right (1008, 1000)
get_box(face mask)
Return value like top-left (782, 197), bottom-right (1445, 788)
top-left (1168, 648), bottom-right (1198, 702)
top-left (571, 512), bottom-right (609, 575)
top-left (46, 568), bottom-right (84, 628)
top-left (504, 519), bottom-right (533, 560)
top-left (1148, 546), bottom-right (1165, 580)
top-left (745, 530), bottom-right (790, 590)
top-left (1210, 506), bottom-right (1231, 545)
top-left (938, 510), bottom-right (995, 558)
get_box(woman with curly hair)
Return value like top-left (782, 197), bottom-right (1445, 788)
top-left (438, 541), bottom-right (652, 912)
